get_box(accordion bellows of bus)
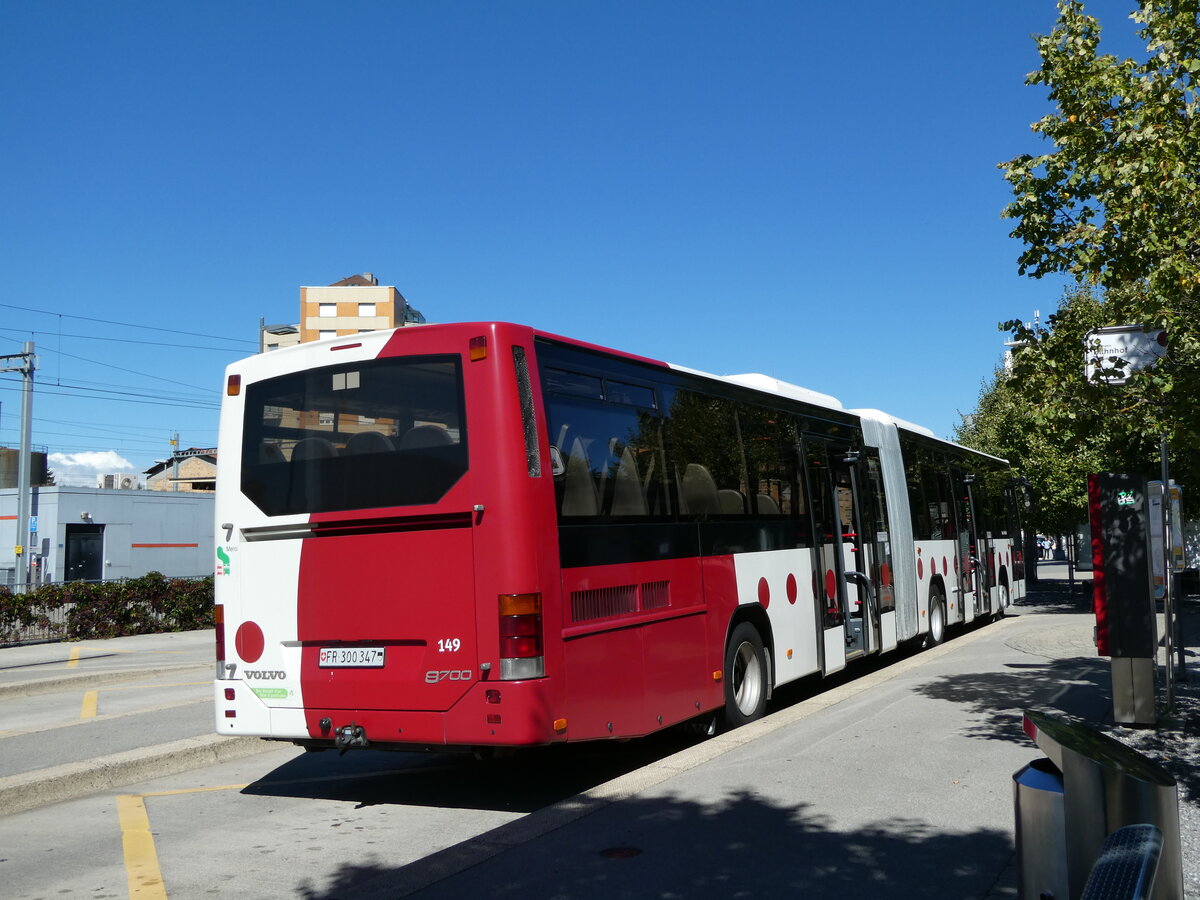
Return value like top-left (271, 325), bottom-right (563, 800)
top-left (214, 322), bottom-right (1026, 752)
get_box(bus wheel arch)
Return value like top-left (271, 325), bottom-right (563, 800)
top-left (722, 616), bottom-right (771, 729)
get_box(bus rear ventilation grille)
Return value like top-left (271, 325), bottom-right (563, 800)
top-left (571, 581), bottom-right (670, 623)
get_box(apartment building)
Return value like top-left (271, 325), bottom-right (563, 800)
top-left (298, 272), bottom-right (424, 344)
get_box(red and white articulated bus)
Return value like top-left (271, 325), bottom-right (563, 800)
top-left (214, 322), bottom-right (1026, 752)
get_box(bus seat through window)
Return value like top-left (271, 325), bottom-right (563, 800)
top-left (682, 463), bottom-right (720, 516)
top-left (399, 425), bottom-right (452, 449)
top-left (609, 445), bottom-right (647, 516)
top-left (718, 489), bottom-right (745, 515)
top-left (344, 431), bottom-right (395, 455)
top-left (562, 437), bottom-right (599, 516)
top-left (755, 493), bottom-right (781, 515)
top-left (259, 443), bottom-right (286, 465)
top-left (291, 438), bottom-right (337, 461)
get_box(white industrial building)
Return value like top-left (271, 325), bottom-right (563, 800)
top-left (0, 486), bottom-right (214, 586)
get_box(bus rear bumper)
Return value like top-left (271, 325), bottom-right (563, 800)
top-left (300, 678), bottom-right (560, 749)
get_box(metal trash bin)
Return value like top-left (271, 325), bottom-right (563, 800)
top-left (1014, 757), bottom-right (1068, 899)
top-left (1014, 710), bottom-right (1183, 900)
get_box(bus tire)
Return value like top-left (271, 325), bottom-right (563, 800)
top-left (996, 583), bottom-right (1010, 619)
top-left (724, 622), bottom-right (768, 728)
top-left (924, 589), bottom-right (946, 648)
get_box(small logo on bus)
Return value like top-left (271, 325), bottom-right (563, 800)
top-left (424, 669), bottom-right (473, 684)
top-left (244, 669), bottom-right (287, 680)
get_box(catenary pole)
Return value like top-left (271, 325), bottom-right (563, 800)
top-left (15, 342), bottom-right (34, 593)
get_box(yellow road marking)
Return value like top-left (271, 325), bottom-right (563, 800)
top-left (116, 794), bottom-right (168, 899)
top-left (67, 647), bottom-right (81, 668)
top-left (81, 690), bottom-right (98, 719)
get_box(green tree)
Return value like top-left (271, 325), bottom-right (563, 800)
top-left (970, 0), bottom-right (1200, 529)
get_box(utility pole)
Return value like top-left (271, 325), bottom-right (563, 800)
top-left (171, 433), bottom-right (180, 492)
top-left (1, 343), bottom-right (35, 592)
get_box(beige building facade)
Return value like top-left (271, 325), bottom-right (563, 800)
top-left (298, 272), bottom-right (422, 344)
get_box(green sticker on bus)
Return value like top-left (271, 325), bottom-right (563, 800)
top-left (252, 687), bottom-right (288, 700)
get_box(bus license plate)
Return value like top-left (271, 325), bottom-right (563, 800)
top-left (319, 647), bottom-right (386, 668)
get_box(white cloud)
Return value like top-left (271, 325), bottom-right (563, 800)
top-left (48, 451), bottom-right (136, 487)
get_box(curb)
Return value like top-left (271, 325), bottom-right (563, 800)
top-left (0, 734), bottom-right (277, 817)
top-left (0, 663), bottom-right (214, 701)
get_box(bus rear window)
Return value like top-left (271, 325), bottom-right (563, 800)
top-left (241, 355), bottom-right (467, 516)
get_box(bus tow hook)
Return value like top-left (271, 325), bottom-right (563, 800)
top-left (335, 722), bottom-right (370, 754)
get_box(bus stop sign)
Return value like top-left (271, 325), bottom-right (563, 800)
top-left (1084, 325), bottom-right (1167, 385)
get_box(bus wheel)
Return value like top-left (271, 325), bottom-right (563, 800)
top-left (924, 590), bottom-right (946, 648)
top-left (996, 583), bottom-right (1010, 619)
top-left (724, 623), bottom-right (768, 728)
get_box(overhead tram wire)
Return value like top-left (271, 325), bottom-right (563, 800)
top-left (37, 415), bottom-right (213, 436)
top-left (0, 325), bottom-right (252, 353)
top-left (0, 382), bottom-right (219, 411)
top-left (37, 343), bottom-right (218, 393)
top-left (0, 303), bottom-right (257, 348)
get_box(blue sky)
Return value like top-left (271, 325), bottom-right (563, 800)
top-left (1, 1), bottom-right (1146, 485)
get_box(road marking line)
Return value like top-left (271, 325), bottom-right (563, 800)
top-left (81, 690), bottom-right (98, 719)
top-left (117, 794), bottom-right (168, 899)
top-left (67, 647), bottom-right (81, 668)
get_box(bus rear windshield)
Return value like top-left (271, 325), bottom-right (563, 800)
top-left (240, 355), bottom-right (467, 516)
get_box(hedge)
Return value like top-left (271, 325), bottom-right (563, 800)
top-left (0, 572), bottom-right (213, 642)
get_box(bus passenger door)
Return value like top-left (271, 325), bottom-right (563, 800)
top-left (832, 448), bottom-right (879, 660)
top-left (806, 438), bottom-right (877, 672)
top-left (860, 450), bottom-right (897, 653)
top-left (957, 472), bottom-right (990, 621)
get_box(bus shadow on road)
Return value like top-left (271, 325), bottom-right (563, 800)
top-left (239, 728), bottom-right (709, 813)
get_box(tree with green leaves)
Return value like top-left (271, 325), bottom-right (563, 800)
top-left (961, 0), bottom-right (1199, 532)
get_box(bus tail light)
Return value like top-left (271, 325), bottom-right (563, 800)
top-left (215, 604), bottom-right (227, 678)
top-left (498, 593), bottom-right (544, 680)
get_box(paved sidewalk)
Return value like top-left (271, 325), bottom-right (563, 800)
top-left (308, 572), bottom-right (1196, 900)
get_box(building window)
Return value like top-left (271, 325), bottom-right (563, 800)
top-left (319, 303), bottom-right (337, 317)
top-left (358, 303), bottom-right (376, 317)
top-left (319, 329), bottom-right (336, 341)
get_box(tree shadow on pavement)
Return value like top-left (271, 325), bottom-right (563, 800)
top-left (1015, 582), bottom-right (1095, 615)
top-left (913, 655), bottom-right (1112, 746)
top-left (294, 789), bottom-right (1016, 900)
